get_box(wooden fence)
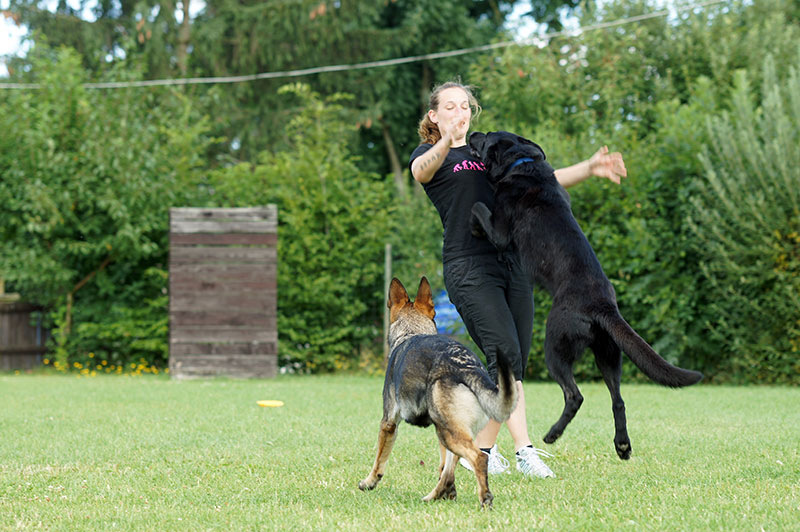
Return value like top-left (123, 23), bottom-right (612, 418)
top-left (169, 207), bottom-right (278, 378)
top-left (0, 301), bottom-right (47, 371)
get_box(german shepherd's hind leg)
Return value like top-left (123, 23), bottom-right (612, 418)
top-left (358, 415), bottom-right (400, 491)
top-left (592, 330), bottom-right (631, 459)
top-left (428, 426), bottom-right (492, 508)
top-left (543, 310), bottom-right (588, 444)
top-left (436, 441), bottom-right (447, 480)
top-left (422, 441), bottom-right (458, 502)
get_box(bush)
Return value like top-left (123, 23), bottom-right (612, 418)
top-left (0, 46), bottom-right (213, 370)
top-left (688, 57), bottom-right (800, 384)
top-left (208, 84), bottom-right (394, 372)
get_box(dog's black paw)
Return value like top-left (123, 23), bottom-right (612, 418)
top-left (615, 441), bottom-right (632, 460)
top-left (543, 429), bottom-right (561, 444)
top-left (470, 214), bottom-right (486, 238)
top-left (470, 202), bottom-right (491, 238)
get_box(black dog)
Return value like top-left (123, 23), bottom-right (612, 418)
top-left (358, 277), bottom-right (517, 508)
top-left (468, 131), bottom-right (702, 459)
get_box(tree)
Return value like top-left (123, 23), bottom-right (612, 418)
top-left (0, 46), bottom-right (213, 368)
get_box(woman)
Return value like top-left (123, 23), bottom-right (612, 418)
top-left (409, 81), bottom-right (626, 478)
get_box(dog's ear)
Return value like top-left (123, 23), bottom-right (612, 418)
top-left (484, 132), bottom-right (516, 165)
top-left (468, 131), bottom-right (486, 159)
top-left (469, 131), bottom-right (486, 146)
top-left (517, 136), bottom-right (547, 160)
top-left (413, 277), bottom-right (436, 320)
top-left (388, 278), bottom-right (409, 309)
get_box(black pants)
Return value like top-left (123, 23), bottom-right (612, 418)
top-left (443, 252), bottom-right (533, 382)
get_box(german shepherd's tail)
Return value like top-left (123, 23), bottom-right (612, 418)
top-left (471, 349), bottom-right (519, 422)
top-left (597, 307), bottom-right (703, 387)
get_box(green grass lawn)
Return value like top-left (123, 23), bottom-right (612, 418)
top-left (1, 374), bottom-right (798, 531)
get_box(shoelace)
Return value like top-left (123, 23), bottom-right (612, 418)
top-left (524, 447), bottom-right (554, 459)
top-left (516, 447), bottom-right (555, 476)
top-left (487, 449), bottom-right (510, 471)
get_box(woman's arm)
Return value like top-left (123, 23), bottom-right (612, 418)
top-left (411, 115), bottom-right (468, 184)
top-left (411, 133), bottom-right (453, 184)
top-left (555, 146), bottom-right (627, 188)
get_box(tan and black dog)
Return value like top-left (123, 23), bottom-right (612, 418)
top-left (468, 131), bottom-right (703, 460)
top-left (358, 277), bottom-right (517, 508)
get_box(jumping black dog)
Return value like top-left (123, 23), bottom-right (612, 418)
top-left (468, 131), bottom-right (702, 459)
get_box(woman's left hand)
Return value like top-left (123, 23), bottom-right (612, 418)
top-left (588, 146), bottom-right (627, 184)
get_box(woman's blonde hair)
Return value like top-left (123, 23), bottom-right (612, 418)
top-left (417, 81), bottom-right (482, 144)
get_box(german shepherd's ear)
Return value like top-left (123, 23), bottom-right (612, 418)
top-left (388, 278), bottom-right (410, 309)
top-left (413, 277), bottom-right (436, 320)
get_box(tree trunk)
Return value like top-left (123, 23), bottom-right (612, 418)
top-left (420, 63), bottom-right (432, 117)
top-left (380, 118), bottom-right (406, 196)
top-left (177, 0), bottom-right (192, 75)
top-left (62, 256), bottom-right (113, 338)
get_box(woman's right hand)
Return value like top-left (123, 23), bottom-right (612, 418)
top-left (441, 115), bottom-right (469, 147)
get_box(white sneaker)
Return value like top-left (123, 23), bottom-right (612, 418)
top-left (515, 446), bottom-right (555, 478)
top-left (459, 444), bottom-right (510, 474)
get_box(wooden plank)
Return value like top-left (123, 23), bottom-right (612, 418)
top-left (0, 345), bottom-right (47, 355)
top-left (169, 354), bottom-right (277, 379)
top-left (169, 266), bottom-right (277, 284)
top-left (169, 280), bottom-right (277, 293)
top-left (170, 233), bottom-right (277, 246)
top-left (0, 352), bottom-right (45, 371)
top-left (171, 207), bottom-right (277, 222)
top-left (170, 342), bottom-right (277, 356)
top-left (170, 327), bottom-right (277, 343)
top-left (169, 246), bottom-right (276, 263)
top-left (170, 311), bottom-right (276, 328)
top-left (170, 220), bottom-right (277, 234)
top-left (169, 293), bottom-right (276, 312)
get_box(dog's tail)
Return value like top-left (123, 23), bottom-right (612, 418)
top-left (597, 306), bottom-right (703, 387)
top-left (473, 349), bottom-right (519, 422)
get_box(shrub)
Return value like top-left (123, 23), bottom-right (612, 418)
top-left (688, 56), bottom-right (800, 383)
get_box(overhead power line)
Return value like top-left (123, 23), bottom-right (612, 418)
top-left (0, 0), bottom-right (730, 90)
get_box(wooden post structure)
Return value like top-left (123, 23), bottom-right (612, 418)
top-left (168, 207), bottom-right (278, 378)
top-left (383, 243), bottom-right (391, 368)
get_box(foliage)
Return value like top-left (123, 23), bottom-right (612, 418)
top-left (687, 57), bottom-right (800, 384)
top-left (207, 84), bottom-right (394, 372)
top-left (1, 0), bottom-right (799, 382)
top-left (6, 0), bottom-right (186, 78)
top-left (188, 0), bottom-right (523, 179)
top-left (0, 46), bottom-right (213, 369)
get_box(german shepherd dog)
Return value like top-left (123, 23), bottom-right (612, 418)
top-left (358, 277), bottom-right (517, 508)
top-left (468, 131), bottom-right (703, 460)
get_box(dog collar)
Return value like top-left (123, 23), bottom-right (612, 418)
top-left (506, 157), bottom-right (536, 172)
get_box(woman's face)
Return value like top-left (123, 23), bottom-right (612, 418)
top-left (430, 87), bottom-right (471, 140)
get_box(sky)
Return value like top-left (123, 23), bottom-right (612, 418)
top-left (0, 1), bottom-right (540, 78)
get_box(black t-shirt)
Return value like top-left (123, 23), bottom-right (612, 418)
top-left (409, 143), bottom-right (498, 263)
